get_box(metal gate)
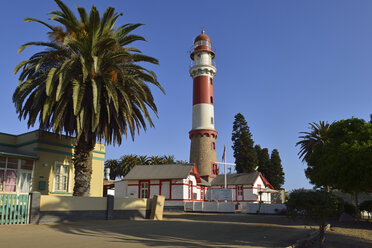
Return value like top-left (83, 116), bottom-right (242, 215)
top-left (0, 194), bottom-right (29, 225)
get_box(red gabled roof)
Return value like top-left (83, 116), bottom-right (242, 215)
top-left (259, 172), bottom-right (274, 189)
top-left (189, 163), bottom-right (202, 183)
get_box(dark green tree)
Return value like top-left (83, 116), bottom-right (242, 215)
top-left (13, 0), bottom-right (163, 196)
top-left (307, 118), bottom-right (372, 215)
top-left (267, 149), bottom-right (285, 189)
top-left (231, 113), bottom-right (258, 173)
top-left (287, 189), bottom-right (343, 248)
top-left (255, 145), bottom-right (270, 176)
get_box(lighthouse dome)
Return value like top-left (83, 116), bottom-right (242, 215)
top-left (190, 31), bottom-right (215, 59)
top-left (194, 33), bottom-right (211, 43)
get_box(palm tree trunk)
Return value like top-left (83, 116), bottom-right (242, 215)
top-left (318, 221), bottom-right (325, 248)
top-left (73, 135), bottom-right (95, 196)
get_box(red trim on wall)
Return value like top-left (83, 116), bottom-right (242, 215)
top-left (190, 164), bottom-right (202, 183)
top-left (170, 180), bottom-right (172, 200)
top-left (235, 186), bottom-right (238, 201)
top-left (242, 185), bottom-right (244, 201)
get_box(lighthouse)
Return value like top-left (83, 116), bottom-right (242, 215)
top-left (189, 30), bottom-right (218, 182)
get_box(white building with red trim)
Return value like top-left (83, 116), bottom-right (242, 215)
top-left (115, 164), bottom-right (275, 207)
top-left (210, 172), bottom-right (274, 203)
top-left (115, 164), bottom-right (210, 207)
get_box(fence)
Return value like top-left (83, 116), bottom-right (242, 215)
top-left (0, 194), bottom-right (29, 225)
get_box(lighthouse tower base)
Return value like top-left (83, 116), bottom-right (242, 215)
top-left (189, 130), bottom-right (218, 182)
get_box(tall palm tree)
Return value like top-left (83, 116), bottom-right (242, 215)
top-left (296, 121), bottom-right (330, 162)
top-left (119, 155), bottom-right (137, 178)
top-left (149, 155), bottom-right (163, 165)
top-left (104, 159), bottom-right (119, 180)
top-left (162, 155), bottom-right (175, 164)
top-left (136, 155), bottom-right (150, 165)
top-left (13, 0), bottom-right (164, 196)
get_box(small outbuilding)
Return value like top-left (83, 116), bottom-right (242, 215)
top-left (115, 164), bottom-right (210, 207)
top-left (210, 171), bottom-right (274, 203)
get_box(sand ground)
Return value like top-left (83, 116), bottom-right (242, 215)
top-left (0, 213), bottom-right (370, 248)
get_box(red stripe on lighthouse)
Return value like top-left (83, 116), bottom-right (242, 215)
top-left (193, 76), bottom-right (214, 105)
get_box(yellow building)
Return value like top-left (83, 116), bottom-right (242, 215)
top-left (0, 130), bottom-right (105, 196)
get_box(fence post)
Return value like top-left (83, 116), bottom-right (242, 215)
top-left (106, 195), bottom-right (114, 220)
top-left (29, 192), bottom-right (41, 224)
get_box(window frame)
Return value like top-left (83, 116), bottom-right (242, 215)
top-left (53, 161), bottom-right (72, 193)
top-left (0, 157), bottom-right (34, 193)
top-left (139, 180), bottom-right (150, 198)
top-left (237, 185), bottom-right (243, 196)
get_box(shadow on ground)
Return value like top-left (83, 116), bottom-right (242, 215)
top-left (45, 213), bottom-right (314, 247)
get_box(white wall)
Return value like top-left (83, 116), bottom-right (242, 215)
top-left (114, 181), bottom-right (128, 198)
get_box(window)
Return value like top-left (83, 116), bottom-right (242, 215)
top-left (211, 142), bottom-right (216, 150)
top-left (212, 164), bottom-right (218, 175)
top-left (140, 182), bottom-right (149, 198)
top-left (0, 157), bottom-right (33, 193)
top-left (210, 96), bottom-right (213, 104)
top-left (54, 164), bottom-right (69, 192)
top-left (188, 181), bottom-right (193, 199)
top-left (211, 117), bottom-right (214, 124)
top-left (194, 40), bottom-right (211, 48)
top-left (237, 186), bottom-right (243, 196)
top-left (210, 78), bottom-right (213, 85)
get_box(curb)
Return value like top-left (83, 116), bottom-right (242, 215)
top-left (285, 224), bottom-right (331, 248)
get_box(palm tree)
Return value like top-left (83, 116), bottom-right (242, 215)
top-left (149, 156), bottom-right (163, 165)
top-left (296, 121), bottom-right (330, 162)
top-left (136, 155), bottom-right (150, 165)
top-left (162, 155), bottom-right (175, 164)
top-left (13, 0), bottom-right (164, 196)
top-left (118, 155), bottom-right (137, 178)
top-left (104, 159), bottom-right (119, 180)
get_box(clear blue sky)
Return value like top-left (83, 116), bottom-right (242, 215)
top-left (1, 1), bottom-right (371, 190)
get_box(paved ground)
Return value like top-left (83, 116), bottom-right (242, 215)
top-left (0, 213), bottom-right (314, 248)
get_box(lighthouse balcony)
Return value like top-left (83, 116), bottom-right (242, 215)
top-left (189, 64), bottom-right (216, 78)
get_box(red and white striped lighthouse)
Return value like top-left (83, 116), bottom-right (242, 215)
top-left (189, 30), bottom-right (218, 182)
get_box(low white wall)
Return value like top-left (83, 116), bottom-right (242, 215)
top-left (239, 203), bottom-right (286, 214)
top-left (184, 201), bottom-right (235, 213)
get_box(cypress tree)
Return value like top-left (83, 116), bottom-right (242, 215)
top-left (232, 113), bottom-right (258, 173)
top-left (255, 145), bottom-right (271, 178)
top-left (268, 149), bottom-right (285, 189)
